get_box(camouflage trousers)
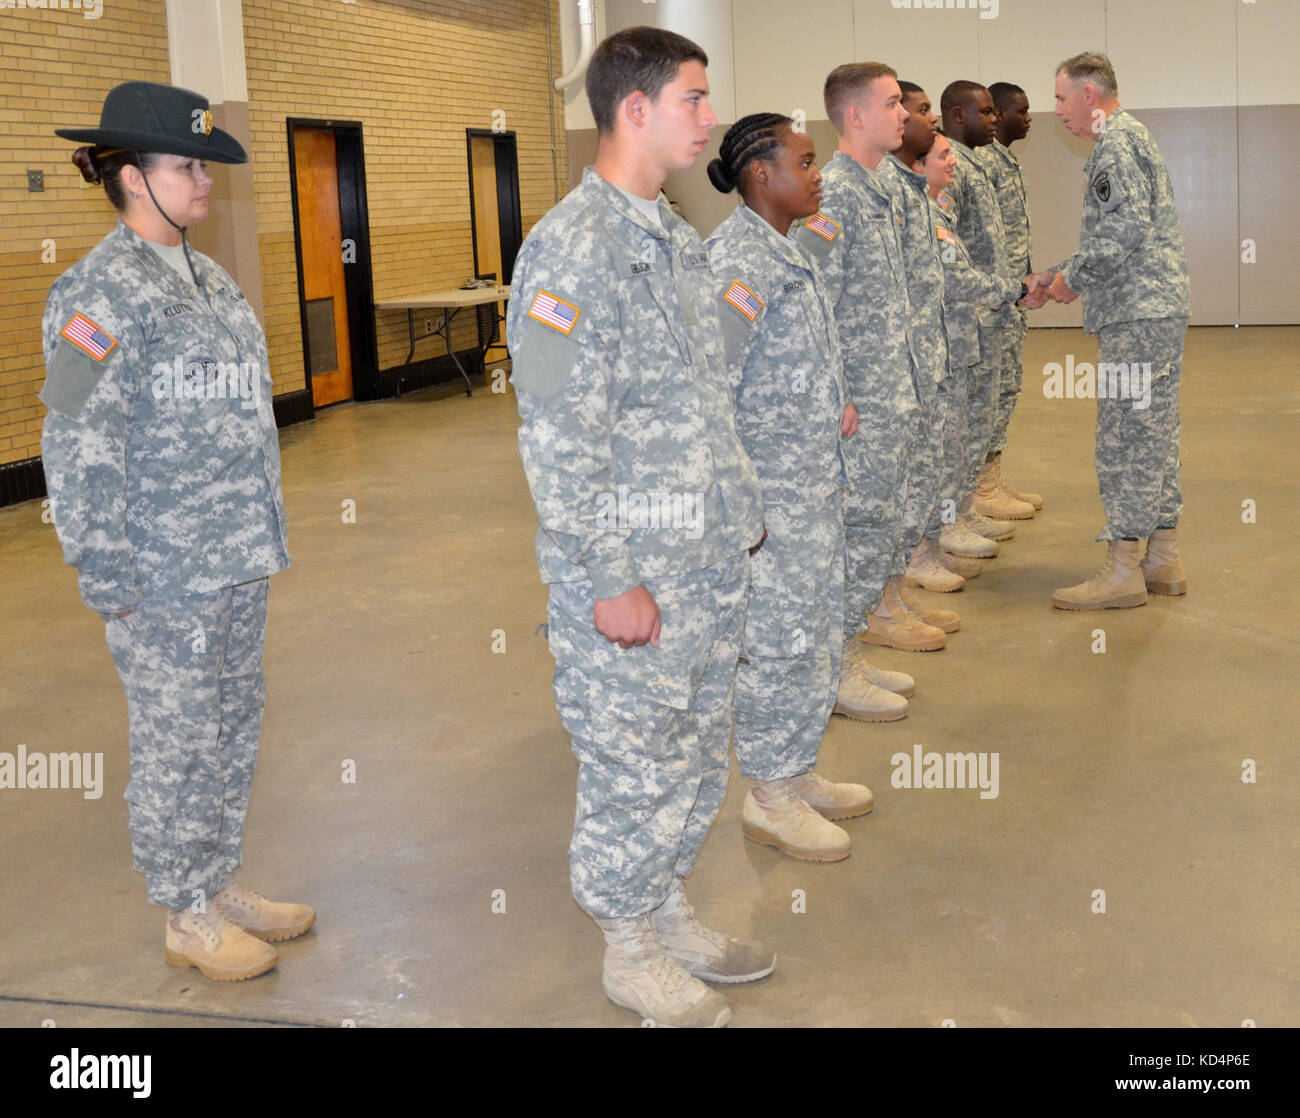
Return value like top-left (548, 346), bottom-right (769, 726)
top-left (892, 385), bottom-right (943, 570)
top-left (734, 492), bottom-right (844, 782)
top-left (926, 358), bottom-right (973, 535)
top-left (988, 309), bottom-right (1028, 456)
top-left (104, 578), bottom-right (268, 911)
top-left (843, 405), bottom-right (922, 640)
top-left (550, 553), bottom-right (749, 919)
top-left (965, 325), bottom-right (1004, 486)
top-left (1095, 316), bottom-right (1187, 541)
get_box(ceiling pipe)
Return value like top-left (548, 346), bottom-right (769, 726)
top-left (553, 0), bottom-right (596, 91)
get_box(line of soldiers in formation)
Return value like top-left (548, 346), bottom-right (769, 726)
top-left (509, 29), bottom-right (1189, 1026)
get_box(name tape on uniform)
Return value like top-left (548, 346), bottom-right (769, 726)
top-left (60, 313), bottom-right (118, 361)
top-left (723, 280), bottom-right (764, 322)
top-left (805, 212), bottom-right (840, 242)
top-left (527, 290), bottom-right (581, 335)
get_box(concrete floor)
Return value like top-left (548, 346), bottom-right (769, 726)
top-left (1, 325), bottom-right (1297, 1028)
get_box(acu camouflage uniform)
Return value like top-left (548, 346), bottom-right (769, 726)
top-left (1052, 109), bottom-right (1191, 541)
top-left (792, 152), bottom-right (922, 641)
top-left (946, 138), bottom-right (1013, 471)
top-left (40, 220), bottom-right (288, 911)
top-left (931, 192), bottom-right (1024, 508)
top-left (508, 168), bottom-right (764, 920)
top-left (880, 153), bottom-right (952, 547)
top-left (706, 202), bottom-right (849, 782)
top-left (976, 138), bottom-right (1033, 456)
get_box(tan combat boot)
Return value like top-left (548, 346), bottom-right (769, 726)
top-left (165, 907), bottom-right (278, 981)
top-left (991, 452), bottom-right (1043, 510)
top-left (963, 509), bottom-right (1016, 541)
top-left (906, 537), bottom-right (965, 593)
top-left (789, 770), bottom-right (874, 821)
top-left (973, 460), bottom-right (1035, 520)
top-left (941, 518), bottom-right (999, 558)
top-left (1052, 540), bottom-right (1148, 610)
top-left (651, 878), bottom-right (775, 984)
top-left (743, 780), bottom-right (851, 862)
top-left (849, 640), bottom-right (916, 697)
top-left (1141, 528), bottom-right (1187, 595)
top-left (937, 548), bottom-right (983, 579)
top-left (859, 578), bottom-right (947, 652)
top-left (212, 879), bottom-right (316, 943)
top-left (596, 914), bottom-right (733, 1027)
top-left (896, 570), bottom-right (960, 633)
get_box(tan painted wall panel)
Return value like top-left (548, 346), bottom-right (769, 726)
top-left (1237, 104), bottom-right (1300, 324)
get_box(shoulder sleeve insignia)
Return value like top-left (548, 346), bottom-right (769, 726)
top-left (804, 212), bottom-right (841, 242)
top-left (1091, 171), bottom-right (1111, 203)
top-left (526, 290), bottom-right (581, 335)
top-left (936, 226), bottom-right (956, 244)
top-left (59, 313), bottom-right (118, 361)
top-left (937, 191), bottom-right (954, 210)
top-left (723, 280), bottom-right (764, 322)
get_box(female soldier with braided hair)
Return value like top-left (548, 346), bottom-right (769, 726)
top-left (705, 114), bottom-right (889, 863)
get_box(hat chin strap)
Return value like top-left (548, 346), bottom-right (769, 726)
top-left (134, 150), bottom-right (203, 291)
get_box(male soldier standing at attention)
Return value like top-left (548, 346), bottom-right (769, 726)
top-left (794, 63), bottom-right (951, 685)
top-left (978, 81), bottom-right (1044, 513)
top-left (941, 80), bottom-right (1038, 526)
top-left (507, 27), bottom-right (772, 1028)
top-left (1046, 52), bottom-right (1191, 609)
top-left (878, 81), bottom-right (969, 631)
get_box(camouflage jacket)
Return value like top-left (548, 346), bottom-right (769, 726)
top-left (40, 220), bottom-right (288, 616)
top-left (791, 151), bottom-right (921, 428)
top-left (879, 153), bottom-right (949, 390)
top-left (705, 201), bottom-right (849, 504)
top-left (507, 168), bottom-right (764, 599)
top-left (975, 139), bottom-right (1033, 276)
top-left (930, 193), bottom-right (1022, 368)
top-left (1054, 109), bottom-right (1191, 334)
top-left (947, 138), bottom-right (1014, 327)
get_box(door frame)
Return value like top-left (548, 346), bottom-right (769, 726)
top-left (465, 128), bottom-right (523, 286)
top-left (286, 118), bottom-right (381, 403)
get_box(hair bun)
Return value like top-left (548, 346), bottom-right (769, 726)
top-left (71, 146), bottom-right (102, 185)
top-left (706, 157), bottom-right (734, 194)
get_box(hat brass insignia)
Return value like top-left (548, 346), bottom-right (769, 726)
top-left (202, 109), bottom-right (214, 136)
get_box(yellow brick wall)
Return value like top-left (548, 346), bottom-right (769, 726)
top-left (0, 0), bottom-right (170, 465)
top-left (242, 0), bottom-right (568, 397)
top-left (0, 0), bottom-right (566, 466)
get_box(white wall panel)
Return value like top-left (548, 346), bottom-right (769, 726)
top-left (976, 0), bottom-right (1106, 110)
top-left (1236, 0), bottom-right (1300, 107)
top-left (733, 0), bottom-right (855, 122)
top-left (1106, 0), bottom-right (1236, 109)
top-left (853, 0), bottom-right (980, 103)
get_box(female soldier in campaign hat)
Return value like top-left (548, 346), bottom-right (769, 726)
top-left (41, 81), bottom-right (313, 981)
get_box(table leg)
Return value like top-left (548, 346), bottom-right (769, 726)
top-left (444, 306), bottom-right (473, 396)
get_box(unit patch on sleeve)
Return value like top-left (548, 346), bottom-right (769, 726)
top-left (723, 280), bottom-right (764, 322)
top-left (527, 290), bottom-right (581, 335)
top-left (59, 313), bottom-right (118, 361)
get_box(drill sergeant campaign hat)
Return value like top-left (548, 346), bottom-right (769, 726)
top-left (55, 80), bottom-right (248, 163)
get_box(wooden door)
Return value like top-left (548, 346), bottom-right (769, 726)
top-left (293, 127), bottom-right (353, 406)
top-left (470, 135), bottom-right (507, 355)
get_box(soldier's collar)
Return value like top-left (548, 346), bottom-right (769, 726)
top-left (585, 167), bottom-right (673, 240)
top-left (828, 149), bottom-right (888, 197)
top-left (884, 151), bottom-right (928, 185)
top-left (735, 202), bottom-right (812, 273)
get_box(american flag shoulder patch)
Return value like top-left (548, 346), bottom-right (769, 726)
top-left (527, 289), bottom-right (581, 335)
top-left (59, 313), bottom-right (118, 361)
top-left (723, 280), bottom-right (763, 322)
top-left (937, 191), bottom-right (954, 210)
top-left (936, 226), bottom-right (956, 244)
top-left (805, 212), bottom-right (840, 242)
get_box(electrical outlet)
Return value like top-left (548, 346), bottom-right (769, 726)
top-left (27, 169), bottom-right (44, 192)
top-left (425, 318), bottom-right (433, 335)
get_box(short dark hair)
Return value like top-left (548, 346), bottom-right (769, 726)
top-left (898, 80), bottom-right (924, 98)
top-left (987, 81), bottom-right (1026, 111)
top-left (823, 62), bottom-right (898, 133)
top-left (940, 79), bottom-right (986, 116)
top-left (71, 146), bottom-right (162, 212)
top-left (585, 26), bottom-right (708, 136)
